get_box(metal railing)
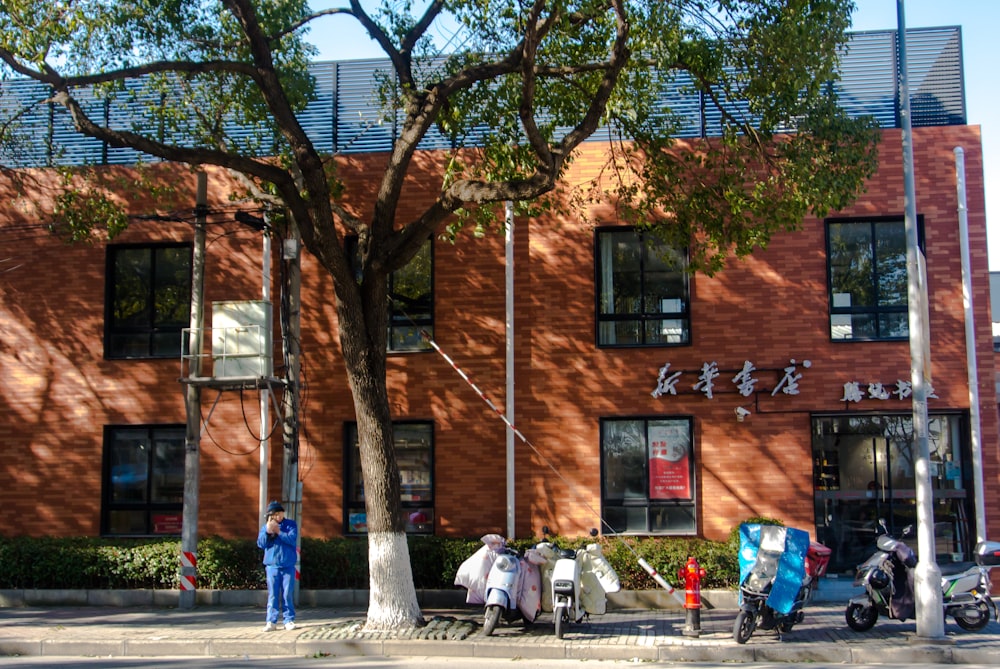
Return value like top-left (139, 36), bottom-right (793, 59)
top-left (0, 27), bottom-right (965, 168)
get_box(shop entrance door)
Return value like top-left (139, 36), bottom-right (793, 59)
top-left (812, 413), bottom-right (971, 574)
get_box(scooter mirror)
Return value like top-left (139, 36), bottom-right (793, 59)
top-left (542, 525), bottom-right (551, 536)
top-left (590, 528), bottom-right (599, 537)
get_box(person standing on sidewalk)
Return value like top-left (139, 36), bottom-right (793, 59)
top-left (257, 500), bottom-right (298, 631)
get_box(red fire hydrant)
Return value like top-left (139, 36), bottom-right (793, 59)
top-left (679, 556), bottom-right (706, 637)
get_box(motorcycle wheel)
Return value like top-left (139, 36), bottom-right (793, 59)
top-left (733, 609), bottom-right (756, 644)
top-left (845, 602), bottom-right (878, 631)
top-left (483, 605), bottom-right (502, 636)
top-left (953, 601), bottom-right (991, 631)
top-left (555, 609), bottom-right (566, 639)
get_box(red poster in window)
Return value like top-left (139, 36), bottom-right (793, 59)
top-left (648, 425), bottom-right (692, 500)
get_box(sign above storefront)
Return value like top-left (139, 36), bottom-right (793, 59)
top-left (651, 359), bottom-right (812, 401)
top-left (840, 380), bottom-right (937, 403)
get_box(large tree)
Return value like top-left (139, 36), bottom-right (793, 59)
top-left (0, 0), bottom-right (878, 628)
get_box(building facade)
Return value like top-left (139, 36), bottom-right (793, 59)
top-left (0, 28), bottom-right (996, 575)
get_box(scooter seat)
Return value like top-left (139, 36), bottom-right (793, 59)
top-left (556, 548), bottom-right (576, 560)
top-left (939, 561), bottom-right (976, 575)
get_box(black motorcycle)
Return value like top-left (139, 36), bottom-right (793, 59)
top-left (733, 524), bottom-right (831, 644)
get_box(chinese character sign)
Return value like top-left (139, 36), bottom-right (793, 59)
top-left (840, 379), bottom-right (937, 402)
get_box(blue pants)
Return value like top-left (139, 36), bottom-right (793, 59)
top-left (265, 565), bottom-right (296, 624)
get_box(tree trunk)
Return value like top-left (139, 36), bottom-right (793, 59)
top-left (338, 287), bottom-right (423, 630)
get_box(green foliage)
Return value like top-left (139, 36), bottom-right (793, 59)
top-left (298, 537), bottom-right (368, 589)
top-left (0, 532), bottom-right (755, 591)
top-left (727, 516), bottom-right (785, 550)
top-left (197, 537), bottom-right (264, 589)
top-left (599, 536), bottom-right (740, 590)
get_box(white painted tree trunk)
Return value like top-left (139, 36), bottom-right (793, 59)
top-left (364, 531), bottom-right (423, 630)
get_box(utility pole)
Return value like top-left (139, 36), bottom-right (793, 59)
top-left (897, 0), bottom-right (944, 640)
top-left (180, 172), bottom-right (207, 610)
top-left (281, 218), bottom-right (303, 601)
top-left (504, 201), bottom-right (515, 539)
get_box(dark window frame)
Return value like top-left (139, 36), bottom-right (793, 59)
top-left (104, 242), bottom-right (192, 359)
top-left (594, 227), bottom-right (690, 348)
top-left (101, 424), bottom-right (185, 537)
top-left (345, 237), bottom-right (434, 353)
top-left (343, 421), bottom-right (435, 535)
top-left (599, 416), bottom-right (697, 535)
top-left (825, 216), bottom-right (924, 342)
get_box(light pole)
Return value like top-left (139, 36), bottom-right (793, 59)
top-left (897, 0), bottom-right (944, 640)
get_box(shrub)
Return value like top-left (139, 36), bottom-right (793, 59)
top-left (0, 526), bottom-right (784, 591)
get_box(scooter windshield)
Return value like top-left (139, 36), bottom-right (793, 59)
top-left (738, 523), bottom-right (810, 615)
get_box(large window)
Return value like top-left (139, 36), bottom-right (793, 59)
top-left (600, 417), bottom-right (696, 534)
top-left (106, 243), bottom-right (192, 359)
top-left (345, 422), bottom-right (434, 534)
top-left (596, 228), bottom-right (689, 347)
top-left (827, 218), bottom-right (920, 341)
top-left (348, 237), bottom-right (433, 352)
top-left (102, 425), bottom-right (185, 536)
top-left (812, 413), bottom-right (971, 574)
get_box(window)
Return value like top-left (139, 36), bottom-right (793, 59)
top-left (348, 237), bottom-right (433, 352)
top-left (106, 244), bottom-right (192, 358)
top-left (102, 425), bottom-right (185, 536)
top-left (827, 218), bottom-right (920, 341)
top-left (600, 417), bottom-right (696, 534)
top-left (596, 228), bottom-right (689, 347)
top-left (345, 422), bottom-right (434, 534)
top-left (811, 413), bottom-right (971, 573)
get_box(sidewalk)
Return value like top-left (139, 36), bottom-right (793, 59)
top-left (1, 602), bottom-right (998, 663)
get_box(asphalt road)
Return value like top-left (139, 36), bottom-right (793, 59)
top-left (1, 659), bottom-right (998, 669)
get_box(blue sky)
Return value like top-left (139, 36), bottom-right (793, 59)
top-left (306, 1), bottom-right (999, 269)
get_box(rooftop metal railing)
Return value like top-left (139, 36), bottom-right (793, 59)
top-left (0, 27), bottom-right (964, 168)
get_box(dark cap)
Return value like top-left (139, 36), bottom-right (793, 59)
top-left (266, 501), bottom-right (285, 515)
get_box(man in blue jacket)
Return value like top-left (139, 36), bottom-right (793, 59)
top-left (257, 501), bottom-right (298, 631)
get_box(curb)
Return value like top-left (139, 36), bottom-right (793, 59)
top-left (0, 583), bottom-right (859, 610)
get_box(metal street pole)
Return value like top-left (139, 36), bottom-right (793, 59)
top-left (505, 201), bottom-right (516, 539)
top-left (281, 219), bottom-right (303, 603)
top-left (954, 146), bottom-right (988, 545)
top-left (897, 0), bottom-right (944, 640)
top-left (180, 172), bottom-right (207, 610)
top-left (259, 226), bottom-right (271, 528)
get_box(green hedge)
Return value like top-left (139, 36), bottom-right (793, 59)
top-left (0, 526), bottom-right (765, 591)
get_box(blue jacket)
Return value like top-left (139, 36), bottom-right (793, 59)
top-left (257, 518), bottom-right (298, 569)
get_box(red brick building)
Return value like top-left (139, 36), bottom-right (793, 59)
top-left (1, 29), bottom-right (996, 574)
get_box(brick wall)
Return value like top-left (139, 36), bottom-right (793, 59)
top-left (0, 125), bottom-right (996, 549)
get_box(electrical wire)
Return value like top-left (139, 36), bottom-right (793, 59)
top-left (418, 327), bottom-right (685, 599)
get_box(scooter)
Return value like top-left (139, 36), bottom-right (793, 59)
top-left (939, 543), bottom-right (1000, 631)
top-left (537, 526), bottom-right (620, 639)
top-left (482, 542), bottom-right (525, 635)
top-left (454, 534), bottom-right (544, 636)
top-left (733, 523), bottom-right (831, 644)
top-left (845, 521), bottom-right (1000, 632)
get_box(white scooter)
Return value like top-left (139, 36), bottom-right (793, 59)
top-left (482, 543), bottom-right (525, 635)
top-left (454, 534), bottom-right (545, 636)
top-left (539, 526), bottom-right (616, 639)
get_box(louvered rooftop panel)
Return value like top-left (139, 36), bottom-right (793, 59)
top-left (2, 28), bottom-right (967, 167)
top-left (104, 78), bottom-right (163, 165)
top-left (905, 27), bottom-right (965, 126)
top-left (300, 62), bottom-right (336, 154)
top-left (49, 87), bottom-right (105, 166)
top-left (835, 30), bottom-right (898, 128)
top-left (335, 59), bottom-right (396, 154)
top-left (0, 79), bottom-right (51, 167)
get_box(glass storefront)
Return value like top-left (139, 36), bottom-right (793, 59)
top-left (812, 413), bottom-right (972, 574)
